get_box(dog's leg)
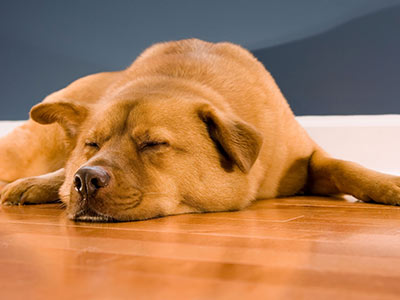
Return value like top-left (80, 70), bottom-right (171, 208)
top-left (0, 120), bottom-right (67, 183)
top-left (1, 168), bottom-right (65, 205)
top-left (307, 150), bottom-right (400, 204)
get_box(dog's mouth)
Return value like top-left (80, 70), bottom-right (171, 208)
top-left (68, 205), bottom-right (117, 223)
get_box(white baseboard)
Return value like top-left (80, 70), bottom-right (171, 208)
top-left (1, 115), bottom-right (399, 175)
top-left (0, 121), bottom-right (25, 137)
top-left (296, 115), bottom-right (400, 175)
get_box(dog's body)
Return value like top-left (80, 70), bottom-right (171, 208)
top-left (1, 39), bottom-right (399, 221)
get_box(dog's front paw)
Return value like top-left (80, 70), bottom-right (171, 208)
top-left (1, 176), bottom-right (59, 205)
top-left (364, 176), bottom-right (400, 206)
top-left (384, 178), bottom-right (400, 205)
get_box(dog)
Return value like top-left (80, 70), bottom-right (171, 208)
top-left (1, 39), bottom-right (399, 222)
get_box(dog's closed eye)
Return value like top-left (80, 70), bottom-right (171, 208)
top-left (85, 141), bottom-right (100, 149)
top-left (139, 141), bottom-right (169, 151)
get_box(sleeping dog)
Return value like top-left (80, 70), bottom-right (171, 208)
top-left (1, 39), bottom-right (399, 221)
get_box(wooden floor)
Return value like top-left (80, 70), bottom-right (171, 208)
top-left (1, 196), bottom-right (400, 300)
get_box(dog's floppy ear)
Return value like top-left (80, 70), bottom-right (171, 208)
top-left (30, 101), bottom-right (88, 138)
top-left (198, 104), bottom-right (263, 173)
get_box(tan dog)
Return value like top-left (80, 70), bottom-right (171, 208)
top-left (1, 39), bottom-right (399, 221)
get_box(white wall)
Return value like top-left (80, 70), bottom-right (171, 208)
top-left (2, 115), bottom-right (400, 174)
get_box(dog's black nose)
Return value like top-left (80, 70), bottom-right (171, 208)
top-left (74, 166), bottom-right (110, 199)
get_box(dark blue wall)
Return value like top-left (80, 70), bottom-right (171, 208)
top-left (254, 5), bottom-right (400, 115)
top-left (1, 0), bottom-right (400, 119)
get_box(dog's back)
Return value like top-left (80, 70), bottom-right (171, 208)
top-left (127, 39), bottom-right (316, 198)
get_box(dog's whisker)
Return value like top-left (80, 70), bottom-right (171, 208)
top-left (56, 202), bottom-right (67, 209)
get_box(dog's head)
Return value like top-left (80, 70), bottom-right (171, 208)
top-left (30, 92), bottom-right (262, 221)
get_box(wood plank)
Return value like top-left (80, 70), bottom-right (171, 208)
top-left (1, 196), bottom-right (400, 299)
